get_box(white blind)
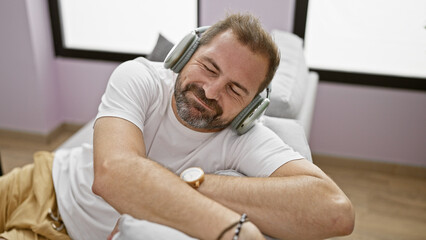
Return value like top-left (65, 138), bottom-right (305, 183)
top-left (304, 0), bottom-right (426, 79)
top-left (59, 0), bottom-right (198, 54)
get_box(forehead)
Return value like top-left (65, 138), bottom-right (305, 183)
top-left (195, 30), bottom-right (268, 95)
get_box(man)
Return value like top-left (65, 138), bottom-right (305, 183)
top-left (0, 13), bottom-right (354, 240)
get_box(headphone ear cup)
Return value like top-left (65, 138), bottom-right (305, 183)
top-left (231, 95), bottom-right (269, 135)
top-left (164, 26), bottom-right (209, 73)
top-left (172, 40), bottom-right (200, 73)
top-left (164, 31), bottom-right (199, 73)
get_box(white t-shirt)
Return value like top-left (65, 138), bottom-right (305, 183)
top-left (52, 58), bottom-right (303, 240)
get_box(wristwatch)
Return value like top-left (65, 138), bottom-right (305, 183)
top-left (180, 167), bottom-right (205, 188)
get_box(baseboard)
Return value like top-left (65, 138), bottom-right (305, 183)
top-left (0, 123), bottom-right (83, 144)
top-left (313, 154), bottom-right (426, 179)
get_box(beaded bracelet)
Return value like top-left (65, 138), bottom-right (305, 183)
top-left (216, 220), bottom-right (239, 240)
top-left (233, 213), bottom-right (249, 240)
top-left (216, 213), bottom-right (249, 240)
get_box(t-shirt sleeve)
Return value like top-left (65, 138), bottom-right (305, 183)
top-left (228, 125), bottom-right (304, 177)
top-left (95, 59), bottom-right (161, 133)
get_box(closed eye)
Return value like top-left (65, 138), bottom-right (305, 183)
top-left (229, 85), bottom-right (240, 96)
top-left (227, 84), bottom-right (245, 99)
top-left (230, 81), bottom-right (249, 97)
top-left (203, 64), bottom-right (217, 75)
top-left (199, 56), bottom-right (249, 98)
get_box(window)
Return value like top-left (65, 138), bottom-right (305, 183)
top-left (48, 0), bottom-right (199, 62)
top-left (294, 0), bottom-right (426, 91)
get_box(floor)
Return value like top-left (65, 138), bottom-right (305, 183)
top-left (0, 128), bottom-right (77, 173)
top-left (0, 128), bottom-right (425, 240)
top-left (315, 156), bottom-right (426, 240)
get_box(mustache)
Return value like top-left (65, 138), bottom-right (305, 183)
top-left (183, 83), bottom-right (223, 115)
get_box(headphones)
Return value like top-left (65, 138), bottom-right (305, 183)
top-left (164, 27), bottom-right (271, 135)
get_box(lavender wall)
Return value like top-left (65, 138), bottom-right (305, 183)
top-left (0, 0), bottom-right (61, 134)
top-left (0, 0), bottom-right (118, 133)
top-left (0, 0), bottom-right (424, 167)
top-left (199, 0), bottom-right (295, 31)
top-left (310, 83), bottom-right (426, 166)
top-left (56, 58), bottom-right (118, 123)
top-left (26, 0), bottom-right (62, 132)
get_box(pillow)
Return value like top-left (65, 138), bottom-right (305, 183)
top-left (114, 214), bottom-right (277, 240)
top-left (261, 116), bottom-right (312, 162)
top-left (146, 34), bottom-right (174, 62)
top-left (112, 214), bottom-right (196, 240)
top-left (264, 30), bottom-right (309, 119)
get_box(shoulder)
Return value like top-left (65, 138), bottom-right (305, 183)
top-left (221, 120), bottom-right (304, 158)
top-left (238, 122), bottom-right (282, 143)
top-left (215, 122), bottom-right (282, 149)
top-left (108, 57), bottom-right (176, 92)
top-left (114, 57), bottom-right (174, 81)
top-left (215, 122), bottom-right (303, 177)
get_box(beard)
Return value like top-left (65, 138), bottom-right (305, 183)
top-left (174, 75), bottom-right (230, 130)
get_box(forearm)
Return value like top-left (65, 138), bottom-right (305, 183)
top-left (91, 117), bottom-right (253, 239)
top-left (93, 154), bottom-right (242, 239)
top-left (93, 117), bottom-right (266, 239)
top-left (198, 171), bottom-right (354, 239)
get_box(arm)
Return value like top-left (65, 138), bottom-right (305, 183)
top-left (198, 159), bottom-right (355, 239)
top-left (92, 116), bottom-right (264, 239)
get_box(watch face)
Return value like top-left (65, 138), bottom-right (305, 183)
top-left (181, 168), bottom-right (203, 181)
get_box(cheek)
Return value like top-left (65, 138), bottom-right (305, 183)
top-left (228, 96), bottom-right (259, 120)
top-left (180, 70), bottom-right (205, 90)
top-left (220, 100), bottom-right (246, 120)
top-left (185, 65), bottom-right (204, 80)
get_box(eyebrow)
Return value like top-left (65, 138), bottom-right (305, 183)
top-left (203, 56), bottom-right (250, 96)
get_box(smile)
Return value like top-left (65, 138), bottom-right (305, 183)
top-left (188, 91), bottom-right (215, 112)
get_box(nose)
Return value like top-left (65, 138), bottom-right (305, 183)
top-left (203, 78), bottom-right (225, 100)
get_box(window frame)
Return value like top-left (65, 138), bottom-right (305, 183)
top-left (293, 0), bottom-right (426, 91)
top-left (48, 0), bottom-right (200, 62)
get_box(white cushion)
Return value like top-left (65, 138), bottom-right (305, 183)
top-left (261, 116), bottom-right (312, 162)
top-left (264, 30), bottom-right (309, 119)
top-left (112, 214), bottom-right (196, 240)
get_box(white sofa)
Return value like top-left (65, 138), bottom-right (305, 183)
top-left (58, 30), bottom-right (318, 163)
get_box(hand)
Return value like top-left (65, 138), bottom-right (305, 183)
top-left (239, 222), bottom-right (266, 240)
top-left (107, 218), bottom-right (120, 240)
